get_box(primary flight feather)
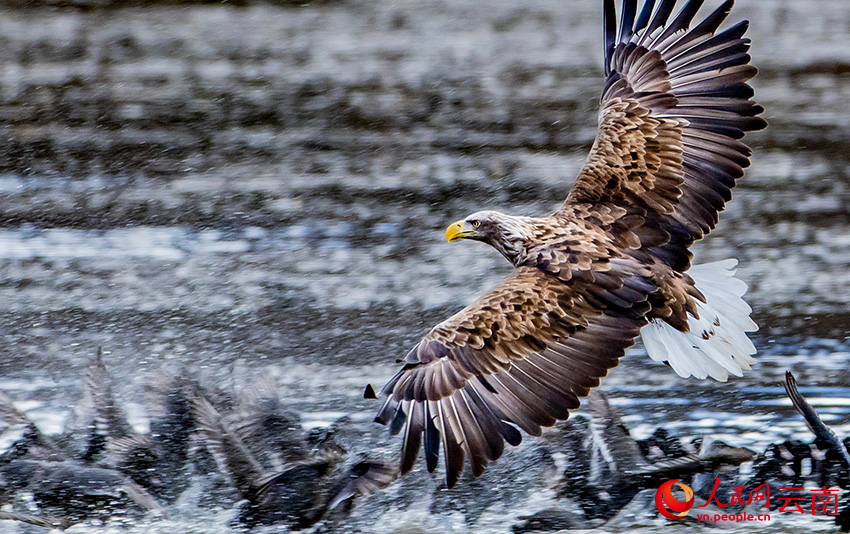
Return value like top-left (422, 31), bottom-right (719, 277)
top-left (368, 0), bottom-right (765, 488)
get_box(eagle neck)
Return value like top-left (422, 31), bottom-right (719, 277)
top-left (493, 214), bottom-right (547, 267)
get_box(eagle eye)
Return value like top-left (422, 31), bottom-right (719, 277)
top-left (470, 220), bottom-right (481, 229)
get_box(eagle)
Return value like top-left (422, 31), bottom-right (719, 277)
top-left (366, 0), bottom-right (766, 488)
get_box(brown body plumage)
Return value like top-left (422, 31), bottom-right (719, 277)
top-left (370, 0), bottom-right (766, 488)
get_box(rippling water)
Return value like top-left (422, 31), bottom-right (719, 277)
top-left (0, 227), bottom-right (846, 533)
top-left (0, 0), bottom-right (848, 532)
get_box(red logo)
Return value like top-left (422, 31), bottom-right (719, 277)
top-left (655, 479), bottom-right (695, 519)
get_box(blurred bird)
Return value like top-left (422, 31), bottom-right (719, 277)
top-left (785, 371), bottom-right (850, 481)
top-left (58, 351), bottom-right (197, 502)
top-left (579, 390), bottom-right (753, 519)
top-left (368, 0), bottom-right (765, 488)
top-left (0, 389), bottom-right (67, 463)
top-left (60, 348), bottom-right (138, 464)
top-left (229, 374), bottom-right (309, 471)
top-left (109, 371), bottom-right (197, 502)
top-left (191, 389), bottom-right (397, 529)
top-left (784, 371), bottom-right (850, 531)
top-left (0, 459), bottom-right (163, 524)
top-left (0, 511), bottom-right (72, 531)
top-left (512, 390), bottom-right (754, 531)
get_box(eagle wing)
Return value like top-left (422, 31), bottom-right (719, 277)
top-left (374, 263), bottom-right (654, 487)
top-left (563, 0), bottom-right (766, 271)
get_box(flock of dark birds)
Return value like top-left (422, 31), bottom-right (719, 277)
top-left (0, 351), bottom-right (845, 532)
top-left (0, 351), bottom-right (398, 531)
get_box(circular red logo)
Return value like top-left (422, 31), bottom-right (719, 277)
top-left (655, 479), bottom-right (695, 519)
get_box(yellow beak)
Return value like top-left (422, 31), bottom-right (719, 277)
top-left (446, 220), bottom-right (475, 242)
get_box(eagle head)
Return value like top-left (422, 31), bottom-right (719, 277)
top-left (445, 210), bottom-right (534, 265)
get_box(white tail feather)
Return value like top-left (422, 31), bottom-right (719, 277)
top-left (640, 259), bottom-right (758, 382)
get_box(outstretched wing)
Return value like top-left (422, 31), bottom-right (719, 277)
top-left (373, 263), bottom-right (654, 487)
top-left (327, 461), bottom-right (400, 511)
top-left (192, 394), bottom-right (266, 498)
top-left (564, 0), bottom-right (766, 271)
top-left (784, 371), bottom-right (850, 468)
top-left (586, 389), bottom-right (648, 476)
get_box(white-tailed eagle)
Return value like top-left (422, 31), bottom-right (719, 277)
top-left (367, 0), bottom-right (766, 488)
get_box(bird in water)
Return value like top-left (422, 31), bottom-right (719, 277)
top-left (0, 350), bottom-right (168, 526)
top-left (570, 390), bottom-right (753, 521)
top-left (512, 390), bottom-right (754, 532)
top-left (191, 387), bottom-right (397, 529)
top-left (367, 0), bottom-right (765, 488)
top-left (53, 350), bottom-right (196, 502)
top-left (784, 371), bottom-right (850, 531)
